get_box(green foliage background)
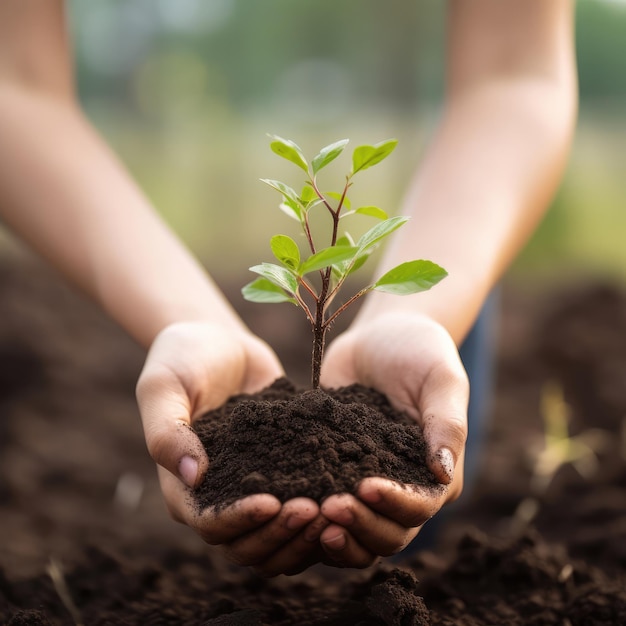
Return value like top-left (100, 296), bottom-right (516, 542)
top-left (65, 0), bottom-right (626, 285)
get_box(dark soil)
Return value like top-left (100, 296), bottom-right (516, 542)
top-left (1, 250), bottom-right (625, 624)
top-left (194, 379), bottom-right (440, 510)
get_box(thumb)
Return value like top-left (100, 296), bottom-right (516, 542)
top-left (136, 368), bottom-right (208, 489)
top-left (418, 363), bottom-right (469, 490)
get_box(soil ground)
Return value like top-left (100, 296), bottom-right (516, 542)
top-left (193, 379), bottom-right (440, 511)
top-left (0, 250), bottom-right (625, 625)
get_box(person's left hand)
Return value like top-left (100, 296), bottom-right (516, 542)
top-left (136, 321), bottom-right (325, 576)
top-left (318, 312), bottom-right (469, 567)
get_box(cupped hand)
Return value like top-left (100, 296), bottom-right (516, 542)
top-left (318, 312), bottom-right (469, 567)
top-left (136, 321), bottom-right (322, 576)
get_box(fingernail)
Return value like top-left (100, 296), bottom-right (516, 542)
top-left (436, 447), bottom-right (455, 484)
top-left (178, 456), bottom-right (198, 488)
top-left (323, 531), bottom-right (346, 550)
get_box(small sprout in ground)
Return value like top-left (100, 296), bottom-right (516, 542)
top-left (242, 135), bottom-right (448, 389)
top-left (47, 558), bottom-right (84, 626)
top-left (512, 381), bottom-right (611, 534)
top-left (530, 380), bottom-right (610, 494)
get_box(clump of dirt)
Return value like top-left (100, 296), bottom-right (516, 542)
top-left (1, 253), bottom-right (626, 625)
top-left (2, 531), bottom-right (625, 625)
top-left (1, 544), bottom-right (430, 625)
top-left (412, 528), bottom-right (626, 625)
top-left (194, 378), bottom-right (440, 510)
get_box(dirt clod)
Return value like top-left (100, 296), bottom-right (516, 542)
top-left (193, 380), bottom-right (440, 510)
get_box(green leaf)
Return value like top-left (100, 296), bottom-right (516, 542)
top-left (268, 135), bottom-right (308, 172)
top-left (335, 233), bottom-right (355, 248)
top-left (312, 139), bottom-right (349, 174)
top-left (355, 206), bottom-right (388, 220)
top-left (271, 234), bottom-right (300, 269)
top-left (299, 245), bottom-right (359, 275)
top-left (332, 249), bottom-right (372, 280)
top-left (326, 191), bottom-right (351, 210)
top-left (331, 233), bottom-right (360, 276)
top-left (242, 278), bottom-right (297, 304)
top-left (373, 260), bottom-right (448, 295)
top-left (249, 262), bottom-right (298, 294)
top-left (357, 215), bottom-right (408, 253)
top-left (279, 201), bottom-right (303, 221)
top-left (301, 184), bottom-right (317, 204)
top-left (260, 179), bottom-right (304, 210)
top-left (352, 139), bottom-right (398, 175)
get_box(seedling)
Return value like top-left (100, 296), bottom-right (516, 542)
top-left (242, 135), bottom-right (447, 388)
top-left (530, 380), bottom-right (609, 493)
top-left (511, 380), bottom-right (611, 534)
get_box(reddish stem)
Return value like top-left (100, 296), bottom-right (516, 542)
top-left (308, 177), bottom-right (351, 388)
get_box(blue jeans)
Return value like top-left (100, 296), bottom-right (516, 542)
top-left (457, 290), bottom-right (499, 494)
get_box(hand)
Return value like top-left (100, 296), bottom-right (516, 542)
top-left (319, 312), bottom-right (469, 567)
top-left (136, 321), bottom-right (321, 576)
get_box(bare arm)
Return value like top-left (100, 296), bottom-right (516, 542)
top-left (356, 0), bottom-right (578, 343)
top-left (0, 0), bottom-right (243, 348)
top-left (0, 1), bottom-right (330, 577)
top-left (318, 0), bottom-right (577, 566)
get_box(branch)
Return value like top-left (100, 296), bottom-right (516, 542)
top-left (302, 211), bottom-right (316, 255)
top-left (324, 285), bottom-right (373, 328)
top-left (298, 276), bottom-right (318, 301)
top-left (294, 290), bottom-right (315, 325)
top-left (311, 176), bottom-right (337, 216)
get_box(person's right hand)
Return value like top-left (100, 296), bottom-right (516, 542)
top-left (136, 321), bottom-right (324, 576)
top-left (317, 312), bottom-right (470, 567)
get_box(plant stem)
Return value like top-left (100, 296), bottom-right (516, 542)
top-left (311, 316), bottom-right (326, 389)
top-left (293, 289), bottom-right (315, 325)
top-left (312, 262), bottom-right (333, 388)
top-left (311, 177), bottom-right (336, 215)
top-left (325, 285), bottom-right (372, 327)
top-left (308, 177), bottom-right (350, 388)
top-left (303, 212), bottom-right (316, 255)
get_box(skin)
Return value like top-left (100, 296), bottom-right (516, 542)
top-left (0, 0), bottom-right (577, 575)
top-left (318, 0), bottom-right (578, 565)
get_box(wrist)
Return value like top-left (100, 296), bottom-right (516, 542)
top-left (354, 282), bottom-right (486, 347)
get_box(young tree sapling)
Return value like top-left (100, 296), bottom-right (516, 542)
top-left (242, 135), bottom-right (448, 388)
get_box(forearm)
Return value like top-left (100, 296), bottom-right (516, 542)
top-left (0, 85), bottom-right (244, 347)
top-left (358, 76), bottom-right (576, 344)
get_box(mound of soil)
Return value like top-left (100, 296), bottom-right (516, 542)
top-left (0, 251), bottom-right (625, 624)
top-left (194, 379), bottom-right (440, 510)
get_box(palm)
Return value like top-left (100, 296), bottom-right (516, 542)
top-left (315, 313), bottom-right (469, 566)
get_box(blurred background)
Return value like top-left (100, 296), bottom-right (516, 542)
top-left (56, 0), bottom-right (626, 292)
top-left (42, 0), bottom-right (626, 289)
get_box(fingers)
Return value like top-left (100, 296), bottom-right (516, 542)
top-left (251, 513), bottom-right (331, 577)
top-left (321, 314), bottom-right (470, 491)
top-left (321, 495), bottom-right (406, 557)
top-left (320, 525), bottom-right (378, 568)
top-left (238, 333), bottom-right (285, 394)
top-left (137, 366), bottom-right (208, 487)
top-left (159, 467), bottom-right (282, 541)
top-left (224, 498), bottom-right (317, 563)
top-left (161, 469), bottom-right (325, 577)
top-left (418, 360), bottom-right (469, 490)
top-left (357, 477), bottom-right (447, 526)
top-left (322, 485), bottom-right (439, 557)
top-left (223, 499), bottom-right (322, 576)
top-left (137, 323), bottom-right (284, 489)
